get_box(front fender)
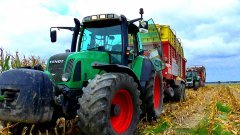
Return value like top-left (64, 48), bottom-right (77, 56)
top-left (92, 63), bottom-right (143, 92)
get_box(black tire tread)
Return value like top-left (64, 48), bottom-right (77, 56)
top-left (78, 73), bottom-right (141, 135)
top-left (144, 72), bottom-right (163, 121)
top-left (173, 83), bottom-right (186, 102)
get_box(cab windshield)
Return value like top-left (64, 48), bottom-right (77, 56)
top-left (187, 71), bottom-right (198, 77)
top-left (186, 72), bottom-right (193, 77)
top-left (80, 25), bottom-right (122, 52)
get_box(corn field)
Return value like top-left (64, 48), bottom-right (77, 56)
top-left (138, 84), bottom-right (240, 135)
top-left (0, 48), bottom-right (45, 72)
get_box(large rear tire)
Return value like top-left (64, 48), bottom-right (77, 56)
top-left (78, 73), bottom-right (141, 135)
top-left (144, 72), bottom-right (163, 121)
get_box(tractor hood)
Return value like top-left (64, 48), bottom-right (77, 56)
top-left (46, 51), bottom-right (110, 88)
top-left (47, 53), bottom-right (72, 82)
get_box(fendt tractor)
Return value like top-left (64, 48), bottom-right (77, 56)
top-left (186, 66), bottom-right (206, 90)
top-left (137, 24), bottom-right (187, 101)
top-left (0, 9), bottom-right (185, 135)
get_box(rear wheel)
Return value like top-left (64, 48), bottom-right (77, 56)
top-left (181, 83), bottom-right (186, 101)
top-left (144, 72), bottom-right (163, 121)
top-left (194, 81), bottom-right (200, 90)
top-left (173, 83), bottom-right (186, 102)
top-left (78, 73), bottom-right (141, 135)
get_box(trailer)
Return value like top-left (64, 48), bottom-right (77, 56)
top-left (136, 23), bottom-right (187, 101)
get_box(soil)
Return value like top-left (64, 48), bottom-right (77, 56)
top-left (137, 84), bottom-right (240, 134)
top-left (1, 84), bottom-right (240, 134)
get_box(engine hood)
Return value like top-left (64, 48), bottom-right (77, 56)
top-left (46, 51), bottom-right (110, 86)
top-left (46, 53), bottom-right (72, 82)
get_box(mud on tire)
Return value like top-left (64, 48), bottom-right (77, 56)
top-left (77, 73), bottom-right (141, 135)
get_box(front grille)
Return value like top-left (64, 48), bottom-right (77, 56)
top-left (49, 63), bottom-right (64, 82)
top-left (48, 53), bottom-right (70, 82)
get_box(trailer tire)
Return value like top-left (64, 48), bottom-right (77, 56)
top-left (182, 83), bottom-right (186, 100)
top-left (144, 71), bottom-right (163, 121)
top-left (173, 83), bottom-right (185, 102)
top-left (77, 73), bottom-right (141, 135)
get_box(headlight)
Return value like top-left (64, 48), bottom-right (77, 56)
top-left (62, 73), bottom-right (70, 82)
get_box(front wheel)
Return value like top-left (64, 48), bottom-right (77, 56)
top-left (78, 73), bottom-right (141, 135)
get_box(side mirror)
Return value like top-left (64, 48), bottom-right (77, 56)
top-left (139, 20), bottom-right (148, 33)
top-left (50, 30), bottom-right (57, 42)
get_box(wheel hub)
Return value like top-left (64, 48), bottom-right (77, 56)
top-left (110, 89), bottom-right (133, 133)
top-left (111, 104), bottom-right (120, 116)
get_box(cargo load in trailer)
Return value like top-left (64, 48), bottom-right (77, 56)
top-left (130, 23), bottom-right (187, 101)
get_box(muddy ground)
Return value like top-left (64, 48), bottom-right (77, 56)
top-left (0, 84), bottom-right (239, 135)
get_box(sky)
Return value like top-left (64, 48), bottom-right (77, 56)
top-left (0, 0), bottom-right (240, 82)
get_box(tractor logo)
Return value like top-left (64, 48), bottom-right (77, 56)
top-left (49, 60), bottom-right (64, 64)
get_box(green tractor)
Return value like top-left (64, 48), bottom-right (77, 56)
top-left (186, 70), bottom-right (200, 90)
top-left (186, 66), bottom-right (206, 90)
top-left (0, 9), bottom-right (165, 134)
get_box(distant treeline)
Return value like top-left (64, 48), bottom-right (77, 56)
top-left (206, 81), bottom-right (240, 84)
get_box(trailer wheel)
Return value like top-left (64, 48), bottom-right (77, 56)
top-left (144, 72), bottom-right (163, 121)
top-left (173, 83), bottom-right (185, 102)
top-left (182, 83), bottom-right (186, 100)
top-left (77, 73), bottom-right (141, 135)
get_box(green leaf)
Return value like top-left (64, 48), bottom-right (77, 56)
top-left (0, 95), bottom-right (5, 101)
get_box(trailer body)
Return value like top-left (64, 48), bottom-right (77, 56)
top-left (138, 24), bottom-right (187, 100)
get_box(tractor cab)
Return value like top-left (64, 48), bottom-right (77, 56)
top-left (186, 70), bottom-right (199, 80)
top-left (77, 13), bottom-right (146, 66)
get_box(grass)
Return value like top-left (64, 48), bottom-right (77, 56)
top-left (216, 101), bottom-right (231, 114)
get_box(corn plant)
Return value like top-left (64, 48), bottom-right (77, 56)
top-left (0, 48), bottom-right (11, 73)
top-left (0, 48), bottom-right (45, 73)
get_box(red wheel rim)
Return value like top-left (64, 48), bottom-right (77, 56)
top-left (110, 89), bottom-right (133, 133)
top-left (154, 75), bottom-right (161, 109)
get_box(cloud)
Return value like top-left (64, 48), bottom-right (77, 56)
top-left (0, 0), bottom-right (75, 59)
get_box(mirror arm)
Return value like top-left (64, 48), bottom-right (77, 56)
top-left (50, 26), bottom-right (74, 31)
top-left (128, 18), bottom-right (142, 24)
